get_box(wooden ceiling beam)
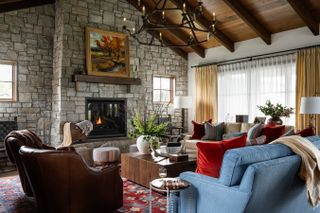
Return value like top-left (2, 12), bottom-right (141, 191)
top-left (222, 0), bottom-right (271, 45)
top-left (287, 0), bottom-right (319, 35)
top-left (169, 0), bottom-right (234, 52)
top-left (126, 0), bottom-right (189, 60)
top-left (0, 0), bottom-right (55, 13)
top-left (148, 31), bottom-right (188, 60)
top-left (142, 3), bottom-right (205, 58)
top-left (167, 29), bottom-right (205, 58)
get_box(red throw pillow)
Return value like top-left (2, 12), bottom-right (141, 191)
top-left (191, 119), bottom-right (212, 139)
top-left (262, 125), bottom-right (285, 143)
top-left (222, 134), bottom-right (247, 150)
top-left (196, 134), bottom-right (247, 178)
top-left (298, 127), bottom-right (315, 137)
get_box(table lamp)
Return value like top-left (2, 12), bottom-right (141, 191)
top-left (299, 96), bottom-right (320, 127)
top-left (174, 96), bottom-right (192, 133)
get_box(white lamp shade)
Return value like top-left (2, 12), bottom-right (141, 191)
top-left (174, 96), bottom-right (192, 109)
top-left (300, 97), bottom-right (320, 114)
top-left (167, 105), bottom-right (175, 115)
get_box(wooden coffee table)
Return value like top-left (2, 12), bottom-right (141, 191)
top-left (121, 152), bottom-right (197, 188)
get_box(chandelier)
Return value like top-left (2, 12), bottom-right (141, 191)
top-left (123, 0), bottom-right (216, 48)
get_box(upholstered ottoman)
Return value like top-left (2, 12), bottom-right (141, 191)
top-left (92, 147), bottom-right (120, 166)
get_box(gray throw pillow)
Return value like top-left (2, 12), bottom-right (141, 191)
top-left (201, 122), bottom-right (224, 141)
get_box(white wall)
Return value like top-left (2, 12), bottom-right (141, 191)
top-left (187, 26), bottom-right (320, 133)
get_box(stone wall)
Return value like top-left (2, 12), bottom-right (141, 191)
top-left (50, 0), bottom-right (188, 146)
top-left (0, 6), bottom-right (55, 143)
top-left (0, 0), bottom-right (188, 147)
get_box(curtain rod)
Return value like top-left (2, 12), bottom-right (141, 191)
top-left (191, 43), bottom-right (320, 68)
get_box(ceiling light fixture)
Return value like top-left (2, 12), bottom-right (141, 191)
top-left (123, 0), bottom-right (216, 48)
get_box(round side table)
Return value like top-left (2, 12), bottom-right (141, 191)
top-left (149, 178), bottom-right (190, 213)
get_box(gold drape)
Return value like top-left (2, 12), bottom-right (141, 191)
top-left (295, 47), bottom-right (320, 134)
top-left (195, 65), bottom-right (218, 122)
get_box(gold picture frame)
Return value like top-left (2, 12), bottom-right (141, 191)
top-left (85, 27), bottom-right (129, 77)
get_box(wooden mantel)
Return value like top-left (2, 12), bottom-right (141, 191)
top-left (72, 74), bottom-right (141, 92)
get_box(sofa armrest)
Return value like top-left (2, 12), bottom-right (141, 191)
top-left (179, 172), bottom-right (251, 213)
top-left (183, 134), bottom-right (192, 140)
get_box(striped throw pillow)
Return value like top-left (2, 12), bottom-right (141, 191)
top-left (246, 123), bottom-right (263, 144)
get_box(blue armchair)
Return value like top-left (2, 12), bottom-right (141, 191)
top-left (178, 136), bottom-right (320, 213)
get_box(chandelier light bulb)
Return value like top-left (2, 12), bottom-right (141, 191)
top-left (182, 3), bottom-right (186, 13)
top-left (138, 0), bottom-right (141, 7)
top-left (159, 32), bottom-right (162, 41)
top-left (123, 17), bottom-right (127, 22)
top-left (212, 12), bottom-right (216, 21)
top-left (162, 11), bottom-right (165, 20)
top-left (198, 0), bottom-right (203, 13)
top-left (132, 28), bottom-right (135, 33)
top-left (142, 5), bottom-right (146, 16)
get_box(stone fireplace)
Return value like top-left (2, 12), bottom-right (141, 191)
top-left (85, 98), bottom-right (127, 139)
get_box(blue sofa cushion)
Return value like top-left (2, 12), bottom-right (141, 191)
top-left (219, 136), bottom-right (320, 186)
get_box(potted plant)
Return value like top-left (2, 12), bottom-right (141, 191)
top-left (129, 113), bottom-right (168, 154)
top-left (257, 100), bottom-right (294, 125)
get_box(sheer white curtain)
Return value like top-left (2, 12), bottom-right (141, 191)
top-left (218, 53), bottom-right (296, 125)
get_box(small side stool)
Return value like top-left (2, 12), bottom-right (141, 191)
top-left (93, 147), bottom-right (120, 166)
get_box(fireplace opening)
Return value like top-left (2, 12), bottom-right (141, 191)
top-left (85, 98), bottom-right (127, 139)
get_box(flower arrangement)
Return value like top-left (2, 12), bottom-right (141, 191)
top-left (257, 100), bottom-right (294, 118)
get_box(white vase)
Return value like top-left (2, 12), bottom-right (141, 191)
top-left (136, 135), bottom-right (151, 154)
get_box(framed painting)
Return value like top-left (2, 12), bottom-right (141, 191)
top-left (85, 27), bottom-right (129, 77)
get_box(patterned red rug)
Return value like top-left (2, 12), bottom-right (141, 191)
top-left (0, 176), bottom-right (166, 213)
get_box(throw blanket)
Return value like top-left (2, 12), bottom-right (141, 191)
top-left (270, 135), bottom-right (320, 207)
top-left (60, 122), bottom-right (72, 147)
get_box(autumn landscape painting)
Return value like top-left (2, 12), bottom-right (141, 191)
top-left (86, 27), bottom-right (129, 77)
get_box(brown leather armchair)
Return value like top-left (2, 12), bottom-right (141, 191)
top-left (19, 146), bottom-right (123, 213)
top-left (4, 130), bottom-right (54, 196)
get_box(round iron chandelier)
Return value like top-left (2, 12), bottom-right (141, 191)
top-left (123, 0), bottom-right (216, 48)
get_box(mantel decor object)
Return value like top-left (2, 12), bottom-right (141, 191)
top-left (85, 27), bottom-right (129, 77)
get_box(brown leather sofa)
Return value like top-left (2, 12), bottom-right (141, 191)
top-left (19, 146), bottom-right (123, 213)
top-left (4, 130), bottom-right (54, 196)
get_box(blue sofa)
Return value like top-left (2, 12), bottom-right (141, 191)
top-left (178, 136), bottom-right (320, 213)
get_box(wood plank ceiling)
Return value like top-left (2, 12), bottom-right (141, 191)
top-left (0, 0), bottom-right (319, 59)
top-left (128, 0), bottom-right (320, 59)
top-left (0, 0), bottom-right (55, 13)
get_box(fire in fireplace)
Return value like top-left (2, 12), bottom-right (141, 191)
top-left (85, 98), bottom-right (127, 138)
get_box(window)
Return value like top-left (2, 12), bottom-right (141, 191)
top-left (153, 76), bottom-right (175, 103)
top-left (0, 61), bottom-right (17, 102)
top-left (218, 54), bottom-right (296, 125)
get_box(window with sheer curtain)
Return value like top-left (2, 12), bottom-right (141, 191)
top-left (218, 53), bottom-right (296, 125)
